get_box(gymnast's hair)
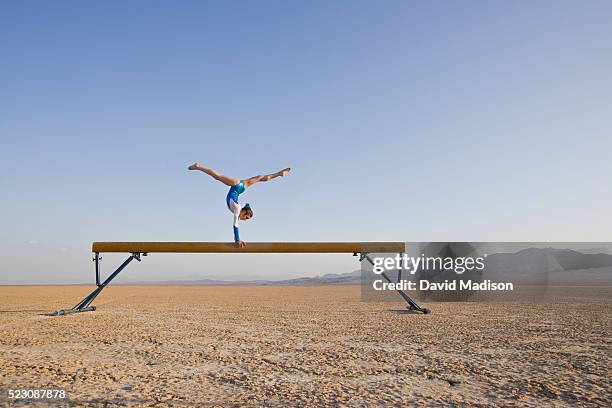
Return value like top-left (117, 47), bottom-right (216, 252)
top-left (242, 203), bottom-right (253, 218)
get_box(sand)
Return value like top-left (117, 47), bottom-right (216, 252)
top-left (0, 285), bottom-right (610, 407)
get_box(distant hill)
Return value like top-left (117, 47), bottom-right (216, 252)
top-left (475, 247), bottom-right (612, 286)
top-left (485, 247), bottom-right (612, 273)
top-left (130, 270), bottom-right (361, 285)
top-left (274, 270), bottom-right (361, 285)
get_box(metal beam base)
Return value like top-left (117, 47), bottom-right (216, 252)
top-left (47, 306), bottom-right (96, 316)
top-left (357, 252), bottom-right (431, 314)
top-left (48, 252), bottom-right (146, 316)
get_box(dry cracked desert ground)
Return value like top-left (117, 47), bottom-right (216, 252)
top-left (0, 285), bottom-right (610, 407)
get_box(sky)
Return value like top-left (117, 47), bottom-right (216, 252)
top-left (1, 1), bottom-right (611, 283)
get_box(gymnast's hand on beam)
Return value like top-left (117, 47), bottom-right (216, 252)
top-left (235, 240), bottom-right (246, 248)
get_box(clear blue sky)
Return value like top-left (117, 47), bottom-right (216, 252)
top-left (1, 1), bottom-right (611, 283)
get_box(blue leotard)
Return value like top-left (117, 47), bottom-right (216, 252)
top-left (226, 181), bottom-right (245, 242)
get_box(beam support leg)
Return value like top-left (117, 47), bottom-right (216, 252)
top-left (48, 253), bottom-right (145, 316)
top-left (94, 252), bottom-right (101, 286)
top-left (357, 252), bottom-right (430, 314)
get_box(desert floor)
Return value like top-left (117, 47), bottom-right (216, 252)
top-left (0, 285), bottom-right (610, 407)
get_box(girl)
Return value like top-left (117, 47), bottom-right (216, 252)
top-left (188, 163), bottom-right (291, 247)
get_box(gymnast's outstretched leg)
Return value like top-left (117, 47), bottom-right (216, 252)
top-left (188, 162), bottom-right (239, 186)
top-left (243, 167), bottom-right (291, 187)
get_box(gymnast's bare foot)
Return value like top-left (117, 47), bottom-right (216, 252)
top-left (279, 167), bottom-right (291, 176)
top-left (188, 162), bottom-right (200, 170)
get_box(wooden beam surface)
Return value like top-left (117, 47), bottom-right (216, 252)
top-left (92, 242), bottom-right (405, 254)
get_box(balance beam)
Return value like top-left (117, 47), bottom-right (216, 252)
top-left (92, 242), bottom-right (406, 254)
top-left (49, 241), bottom-right (430, 316)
